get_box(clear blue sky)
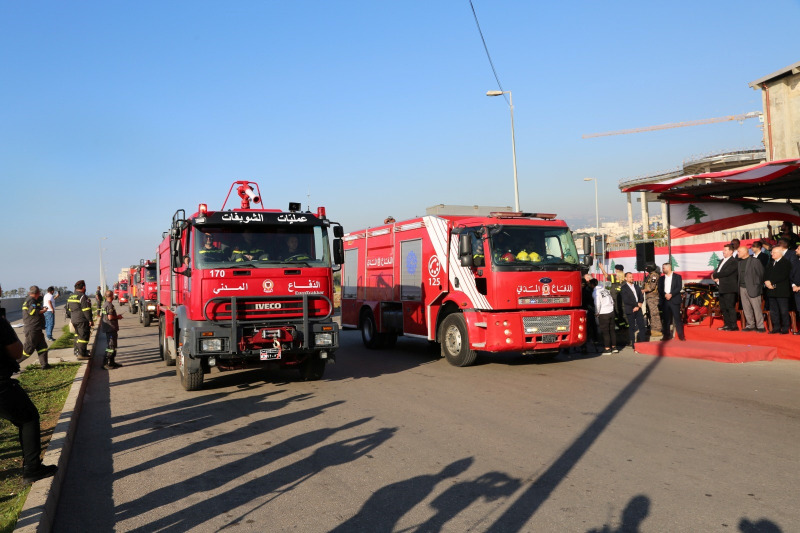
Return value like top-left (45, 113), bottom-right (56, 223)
top-left (1, 1), bottom-right (798, 291)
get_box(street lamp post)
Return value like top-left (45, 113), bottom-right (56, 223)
top-left (486, 90), bottom-right (520, 212)
top-left (584, 178), bottom-right (600, 274)
top-left (99, 237), bottom-right (108, 295)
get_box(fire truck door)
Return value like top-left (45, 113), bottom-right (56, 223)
top-left (400, 239), bottom-right (426, 336)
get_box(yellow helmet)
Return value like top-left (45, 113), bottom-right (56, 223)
top-left (528, 251), bottom-right (541, 262)
top-left (516, 251), bottom-right (529, 261)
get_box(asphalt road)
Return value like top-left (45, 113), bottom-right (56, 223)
top-left (52, 315), bottom-right (799, 532)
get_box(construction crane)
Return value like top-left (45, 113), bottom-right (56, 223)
top-left (583, 111), bottom-right (762, 139)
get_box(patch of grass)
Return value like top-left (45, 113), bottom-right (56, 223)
top-left (48, 324), bottom-right (75, 350)
top-left (0, 362), bottom-right (80, 532)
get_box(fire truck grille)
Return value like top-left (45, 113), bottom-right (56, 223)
top-left (204, 296), bottom-right (332, 322)
top-left (518, 296), bottom-right (570, 305)
top-left (523, 315), bottom-right (571, 334)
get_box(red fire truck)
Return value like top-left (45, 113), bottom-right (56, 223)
top-left (157, 181), bottom-right (343, 390)
top-left (134, 259), bottom-right (158, 327)
top-left (341, 208), bottom-right (592, 366)
top-left (118, 278), bottom-right (130, 305)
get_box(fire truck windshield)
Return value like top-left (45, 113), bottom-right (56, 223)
top-left (193, 225), bottom-right (331, 269)
top-left (145, 268), bottom-right (157, 282)
top-left (488, 225), bottom-right (580, 269)
top-left (120, 281), bottom-right (128, 290)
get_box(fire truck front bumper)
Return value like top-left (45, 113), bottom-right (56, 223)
top-left (465, 309), bottom-right (587, 352)
top-left (186, 320), bottom-right (339, 365)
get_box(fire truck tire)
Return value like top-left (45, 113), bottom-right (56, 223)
top-left (138, 305), bottom-right (143, 324)
top-left (143, 310), bottom-right (151, 327)
top-left (299, 356), bottom-right (326, 381)
top-left (178, 339), bottom-right (204, 390)
top-left (360, 311), bottom-right (383, 349)
top-left (440, 314), bottom-right (477, 367)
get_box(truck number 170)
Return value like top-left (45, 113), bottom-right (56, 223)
top-left (210, 270), bottom-right (226, 278)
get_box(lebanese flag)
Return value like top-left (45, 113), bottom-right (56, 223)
top-left (669, 200), bottom-right (800, 239)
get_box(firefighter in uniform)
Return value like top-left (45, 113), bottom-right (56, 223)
top-left (199, 232), bottom-right (226, 262)
top-left (101, 290), bottom-right (123, 370)
top-left (643, 265), bottom-right (662, 337)
top-left (21, 286), bottom-right (50, 368)
top-left (232, 230), bottom-right (267, 262)
top-left (66, 280), bottom-right (94, 360)
top-left (0, 283), bottom-right (59, 484)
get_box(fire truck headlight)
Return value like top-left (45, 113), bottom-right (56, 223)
top-left (315, 333), bottom-right (333, 346)
top-left (579, 315), bottom-right (586, 323)
top-left (147, 304), bottom-right (156, 311)
top-left (578, 325), bottom-right (584, 332)
top-left (504, 329), bottom-right (512, 336)
top-left (201, 339), bottom-right (223, 352)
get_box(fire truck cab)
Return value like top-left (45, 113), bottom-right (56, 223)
top-left (342, 209), bottom-right (592, 366)
top-left (135, 259), bottom-right (158, 327)
top-left (157, 181), bottom-right (343, 391)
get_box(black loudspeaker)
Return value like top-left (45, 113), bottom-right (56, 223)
top-left (635, 241), bottom-right (655, 272)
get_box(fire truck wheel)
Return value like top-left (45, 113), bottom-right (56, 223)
top-left (440, 314), bottom-right (477, 367)
top-left (143, 311), bottom-right (151, 327)
top-left (299, 356), bottom-right (326, 381)
top-left (178, 338), bottom-right (204, 390)
top-left (138, 306), bottom-right (143, 324)
top-left (360, 311), bottom-right (383, 349)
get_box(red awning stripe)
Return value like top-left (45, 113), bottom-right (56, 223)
top-left (621, 158), bottom-right (800, 193)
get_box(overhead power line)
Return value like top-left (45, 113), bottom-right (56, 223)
top-left (469, 0), bottom-right (508, 105)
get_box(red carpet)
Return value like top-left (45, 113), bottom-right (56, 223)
top-left (635, 317), bottom-right (798, 363)
top-left (634, 339), bottom-right (777, 363)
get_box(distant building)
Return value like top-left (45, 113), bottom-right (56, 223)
top-left (749, 60), bottom-right (800, 161)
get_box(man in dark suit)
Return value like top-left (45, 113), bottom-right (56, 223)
top-left (621, 272), bottom-right (647, 350)
top-left (791, 246), bottom-right (800, 335)
top-left (764, 246), bottom-right (792, 334)
top-left (736, 245), bottom-right (766, 332)
top-left (750, 241), bottom-right (769, 268)
top-left (712, 244), bottom-right (739, 331)
top-left (658, 262), bottom-right (685, 341)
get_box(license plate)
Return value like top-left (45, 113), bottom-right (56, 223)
top-left (541, 334), bottom-right (558, 344)
top-left (260, 348), bottom-right (281, 360)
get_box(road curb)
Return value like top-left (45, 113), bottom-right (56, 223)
top-left (14, 325), bottom-right (99, 533)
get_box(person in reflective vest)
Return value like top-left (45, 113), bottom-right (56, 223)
top-left (232, 231), bottom-right (266, 262)
top-left (198, 232), bottom-right (226, 262)
top-left (22, 286), bottom-right (50, 368)
top-left (65, 280), bottom-right (94, 360)
top-left (101, 290), bottom-right (123, 370)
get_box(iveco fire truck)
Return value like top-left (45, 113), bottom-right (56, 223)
top-left (157, 181), bottom-right (343, 390)
top-left (134, 259), bottom-right (158, 327)
top-left (341, 207), bottom-right (592, 366)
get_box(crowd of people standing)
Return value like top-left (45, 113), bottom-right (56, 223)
top-left (582, 221), bottom-right (800, 353)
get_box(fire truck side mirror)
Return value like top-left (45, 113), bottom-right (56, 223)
top-left (333, 238), bottom-right (344, 265)
top-left (582, 234), bottom-right (593, 255)
top-left (458, 234), bottom-right (473, 267)
top-left (583, 255), bottom-right (594, 267)
top-left (333, 226), bottom-right (344, 238)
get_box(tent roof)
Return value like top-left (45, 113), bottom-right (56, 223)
top-left (621, 158), bottom-right (800, 201)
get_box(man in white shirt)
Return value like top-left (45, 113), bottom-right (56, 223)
top-left (42, 287), bottom-right (56, 341)
top-left (591, 279), bottom-right (617, 355)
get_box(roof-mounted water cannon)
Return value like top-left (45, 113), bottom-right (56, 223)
top-left (221, 181), bottom-right (264, 211)
top-left (288, 202), bottom-right (301, 212)
top-left (237, 184), bottom-right (261, 209)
